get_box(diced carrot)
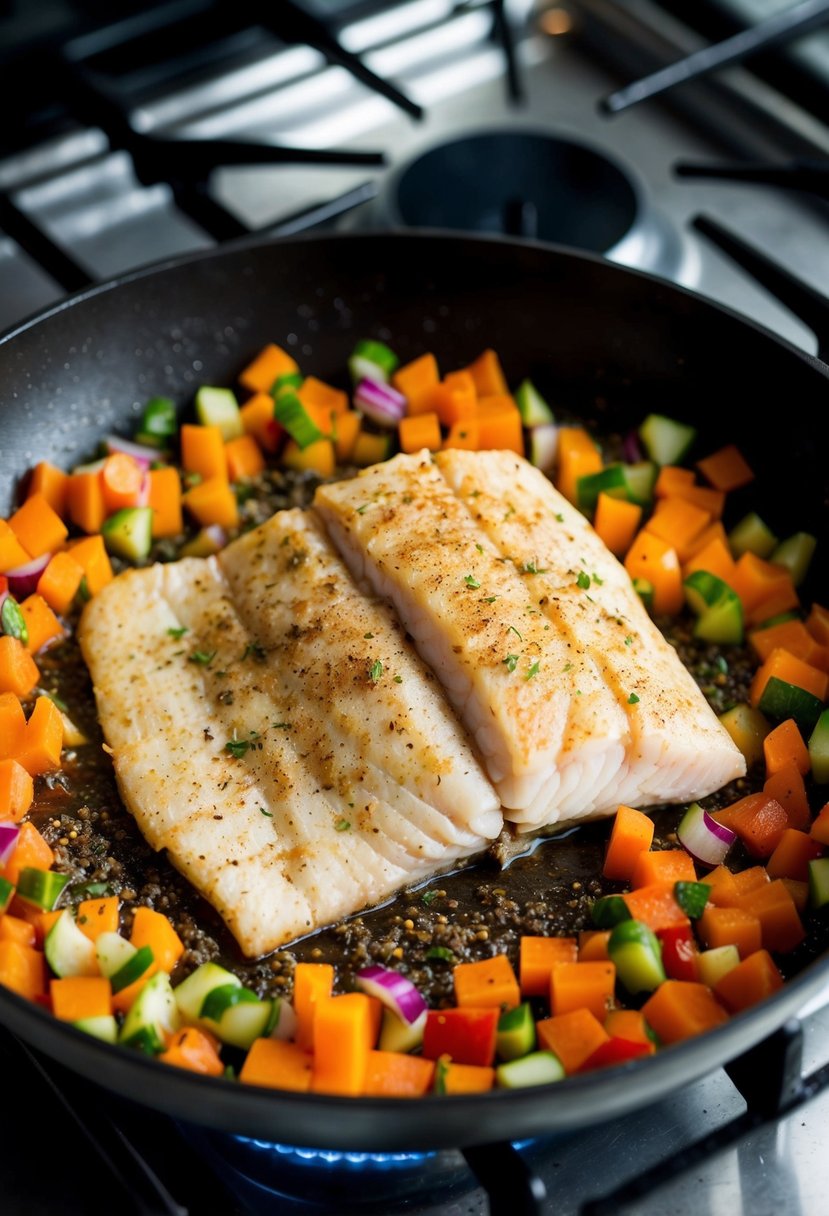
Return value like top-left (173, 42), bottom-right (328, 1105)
top-left (51, 976), bottom-right (112, 1022)
top-left (682, 537), bottom-right (738, 586)
top-left (642, 981), bottom-right (728, 1043)
top-left (147, 467), bottom-right (183, 539)
top-left (578, 930), bottom-right (611, 962)
top-left (646, 496), bottom-right (711, 562)
top-left (239, 1037), bottom-right (313, 1091)
top-left (312, 993), bottom-right (374, 1096)
top-left (749, 587), bottom-right (801, 629)
top-left (240, 392), bottom-right (282, 454)
top-left (1, 823), bottom-right (55, 889)
top-left (111, 972), bottom-right (152, 1015)
top-left (453, 954), bottom-right (521, 1011)
top-left (713, 792), bottom-right (788, 859)
top-left (76, 896), bottom-right (120, 943)
top-left (225, 434), bottom-right (265, 482)
top-left (536, 1008), bottom-right (609, 1074)
top-left (66, 536), bottom-right (113, 596)
top-left (392, 353), bottom-right (439, 414)
top-left (101, 453), bottom-right (145, 513)
top-left (683, 520), bottom-right (729, 560)
top-left (437, 1060), bottom-right (495, 1094)
top-left (630, 848), bottom-right (696, 889)
top-left (65, 471), bottom-right (106, 534)
top-left (15, 696), bottom-right (63, 776)
top-left (27, 462), bottom-right (69, 518)
top-left (475, 397), bottom-right (524, 455)
top-left (763, 718), bottom-right (811, 777)
top-left (699, 864), bottom-right (740, 906)
top-left (603, 1009), bottom-right (655, 1052)
top-left (239, 343), bottom-right (299, 394)
top-left (0, 939), bottom-right (46, 1000)
top-left (35, 909), bottom-right (63, 945)
top-left (550, 961), bottom-right (616, 1021)
top-left (465, 349), bottom-right (508, 397)
top-left (281, 437), bottom-right (336, 476)
top-left (442, 417), bottom-right (480, 451)
top-left (624, 530), bottom-right (683, 615)
top-left (736, 879), bottom-right (805, 953)
top-left (294, 962), bottom-right (334, 1050)
top-left (555, 426), bottom-right (602, 504)
top-left (0, 521), bottom-right (31, 573)
top-left (520, 936), bottom-right (578, 997)
top-left (8, 493), bottom-right (68, 559)
top-left (766, 829), bottom-right (823, 882)
top-left (332, 410), bottom-right (361, 463)
top-left (667, 481), bottom-right (726, 519)
top-left (593, 493), bottom-right (642, 558)
top-left (811, 803), bottom-right (829, 846)
top-left (654, 466), bottom-right (696, 497)
top-left (297, 375), bottom-right (348, 417)
top-left (733, 553), bottom-right (798, 619)
top-left (697, 444), bottom-right (754, 491)
top-left (20, 595), bottom-right (63, 655)
top-left (159, 1027), bottom-right (224, 1077)
top-left (749, 619), bottom-right (829, 671)
top-left (806, 603), bottom-right (829, 647)
top-left (399, 412), bottom-right (442, 454)
top-left (0, 693), bottom-right (26, 761)
top-left (622, 882), bottom-right (689, 932)
top-left (182, 476), bottom-right (239, 530)
top-left (36, 552), bottom-right (84, 616)
top-left (0, 916), bottom-right (36, 947)
top-left (733, 867), bottom-right (772, 897)
top-left (363, 1051), bottom-right (436, 1097)
top-left (432, 376), bottom-right (477, 427)
top-left (130, 907), bottom-right (184, 973)
top-left (0, 758), bottom-right (34, 823)
top-left (698, 905), bottom-right (762, 958)
top-left (181, 424), bottom-right (227, 481)
top-left (763, 763), bottom-right (810, 831)
top-left (0, 636), bottom-right (40, 697)
top-left (713, 949), bottom-right (783, 1012)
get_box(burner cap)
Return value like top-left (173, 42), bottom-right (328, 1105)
top-left (387, 130), bottom-right (640, 254)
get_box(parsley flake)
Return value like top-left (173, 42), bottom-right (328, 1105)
top-left (522, 560), bottom-right (548, 575)
top-left (475, 543), bottom-right (484, 554)
top-left (393, 675), bottom-right (403, 684)
top-left (189, 649), bottom-right (216, 666)
top-left (555, 513), bottom-right (564, 523)
top-left (364, 632), bottom-right (374, 639)
top-left (427, 946), bottom-right (455, 962)
top-left (369, 660), bottom-right (383, 683)
top-left (421, 889), bottom-right (439, 906)
top-left (715, 656), bottom-right (729, 675)
top-left (241, 641), bottom-right (266, 662)
top-left (225, 735), bottom-right (250, 759)
top-left (335, 819), bottom-right (351, 832)
top-left (624, 635), bottom-right (633, 647)
top-left (484, 595), bottom-right (498, 604)
top-left (525, 660), bottom-right (541, 680)
top-left (260, 807), bottom-right (273, 818)
top-left (503, 654), bottom-right (519, 673)
top-left (356, 503), bottom-right (370, 514)
top-left (577, 571), bottom-right (591, 590)
top-left (628, 693), bottom-right (640, 705)
top-left (563, 662), bottom-right (573, 673)
top-left (167, 626), bottom-right (188, 639)
top-left (464, 574), bottom-right (481, 589)
top-left (508, 625), bottom-right (523, 641)
top-left (592, 573), bottom-right (604, 585)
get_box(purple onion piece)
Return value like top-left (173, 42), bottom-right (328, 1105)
top-left (353, 378), bottom-right (406, 428)
top-left (622, 429), bottom-right (643, 464)
top-left (0, 823), bottom-right (20, 867)
top-left (356, 964), bottom-right (428, 1025)
top-left (677, 801), bottom-right (736, 867)
top-left (105, 435), bottom-right (159, 468)
top-left (6, 553), bottom-right (51, 599)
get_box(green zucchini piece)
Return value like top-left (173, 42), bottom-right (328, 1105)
top-left (638, 414), bottom-right (696, 465)
top-left (110, 945), bottom-right (155, 995)
top-left (1, 596), bottom-right (28, 645)
top-left (273, 371), bottom-right (304, 397)
top-left (15, 866), bottom-right (70, 911)
top-left (200, 983), bottom-right (259, 1022)
top-left (140, 396), bottom-right (177, 440)
top-left (808, 709), bottom-right (829, 784)
top-left (496, 1003), bottom-right (537, 1062)
top-left (496, 1050), bottom-right (565, 1089)
top-left (348, 339), bottom-right (399, 384)
top-left (174, 961), bottom-right (241, 1022)
top-left (96, 932), bottom-right (137, 979)
top-left (101, 507), bottom-right (153, 562)
top-left (274, 392), bottom-right (327, 449)
top-left (576, 465), bottom-right (627, 514)
top-left (698, 945), bottom-right (740, 988)
top-left (684, 570), bottom-right (731, 616)
top-left (694, 592), bottom-right (743, 645)
top-left (607, 919), bottom-right (666, 994)
top-left (758, 676), bottom-right (823, 733)
top-left (771, 532), bottom-right (817, 588)
top-left (212, 997), bottom-right (275, 1050)
top-left (808, 857), bottom-right (829, 910)
top-left (0, 876), bottom-right (14, 914)
top-left (119, 971), bottom-right (180, 1052)
top-left (515, 380), bottom-right (554, 426)
top-left (728, 512), bottom-right (778, 560)
top-left (674, 881), bottom-right (710, 919)
top-left (74, 1015), bottom-right (119, 1044)
top-left (591, 894), bottom-right (632, 929)
top-left (620, 461), bottom-right (658, 506)
top-left (195, 386), bottom-right (243, 440)
top-left (44, 910), bottom-right (98, 978)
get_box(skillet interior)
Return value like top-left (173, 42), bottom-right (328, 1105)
top-left (0, 230), bottom-right (827, 1149)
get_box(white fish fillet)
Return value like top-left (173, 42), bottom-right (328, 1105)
top-left (78, 524), bottom-right (501, 958)
top-left (314, 450), bottom-right (745, 832)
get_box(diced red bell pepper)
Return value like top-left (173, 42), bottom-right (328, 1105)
top-left (657, 924), bottom-right (700, 982)
top-left (579, 1036), bottom-right (652, 1072)
top-left (422, 1008), bottom-right (499, 1067)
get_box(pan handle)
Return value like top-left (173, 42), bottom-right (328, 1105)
top-left (462, 1141), bottom-right (547, 1215)
top-left (692, 213), bottom-right (829, 365)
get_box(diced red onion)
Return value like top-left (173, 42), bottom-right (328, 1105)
top-left (105, 435), bottom-right (159, 469)
top-left (622, 429), bottom-right (643, 463)
top-left (0, 823), bottom-right (20, 866)
top-left (677, 802), bottom-right (736, 867)
top-left (353, 378), bottom-right (406, 428)
top-left (356, 965), bottom-right (428, 1026)
top-left (6, 554), bottom-right (50, 599)
top-left (269, 1000), bottom-right (298, 1041)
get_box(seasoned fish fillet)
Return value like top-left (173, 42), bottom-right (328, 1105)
top-left (314, 450), bottom-right (745, 831)
top-left (78, 524), bottom-right (501, 957)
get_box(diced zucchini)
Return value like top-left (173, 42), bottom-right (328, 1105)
top-left (110, 945), bottom-right (155, 995)
top-left (620, 461), bottom-right (658, 506)
top-left (140, 396), bottom-right (177, 440)
top-left (591, 894), bottom-right (632, 929)
top-left (758, 676), bottom-right (824, 733)
top-left (44, 910), bottom-right (98, 978)
top-left (496, 1003), bottom-right (536, 1062)
top-left (515, 380), bottom-right (554, 426)
top-left (0, 877), bottom-right (14, 915)
top-left (694, 591), bottom-right (743, 645)
top-left (577, 465), bottom-right (627, 514)
top-left (379, 1006), bottom-right (426, 1053)
top-left (808, 857), bottom-right (829, 910)
top-left (809, 709), bottom-right (829, 784)
top-left (173, 961), bottom-right (241, 1022)
top-left (200, 983), bottom-right (259, 1021)
top-left (607, 919), bottom-right (666, 993)
top-left (195, 386), bottom-right (243, 440)
top-left (74, 1015), bottom-right (119, 1044)
top-left (528, 423), bottom-right (558, 473)
top-left (1, 596), bottom-right (28, 645)
top-left (273, 371), bottom-right (304, 397)
top-left (684, 570), bottom-right (731, 616)
top-left (96, 931), bottom-right (137, 979)
top-left (638, 414), bottom-right (696, 466)
top-left (213, 996), bottom-right (275, 1050)
top-left (718, 704), bottom-right (770, 768)
top-left (15, 866), bottom-right (70, 911)
top-left (728, 512), bottom-right (778, 560)
top-left (496, 1050), bottom-right (565, 1089)
top-left (674, 881), bottom-right (710, 920)
top-left (698, 945), bottom-right (740, 988)
top-left (348, 339), bottom-right (399, 385)
top-left (101, 507), bottom-right (153, 562)
top-left (120, 971), bottom-right (180, 1053)
top-left (771, 532), bottom-right (817, 587)
top-left (274, 392), bottom-right (327, 449)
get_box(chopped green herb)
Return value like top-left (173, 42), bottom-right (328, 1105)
top-left (1, 596), bottom-right (28, 644)
top-left (77, 575), bottom-right (91, 604)
top-left (225, 737), bottom-right (250, 759)
top-left (393, 675), bottom-right (403, 684)
top-left (592, 573), bottom-right (604, 585)
top-left (628, 693), bottom-right (640, 704)
top-left (484, 595), bottom-right (498, 604)
top-left (475, 543), bottom-right (484, 554)
top-left (525, 660), bottom-right (541, 680)
top-left (504, 504), bottom-right (515, 520)
top-left (521, 561), bottom-right (548, 575)
top-left (167, 626), bottom-right (188, 639)
top-left (369, 660), bottom-right (383, 683)
top-left (624, 635), bottom-right (633, 647)
top-left (189, 649), bottom-right (216, 666)
top-left (356, 503), bottom-right (370, 514)
top-left (503, 654), bottom-right (519, 673)
top-left (241, 641), bottom-right (266, 662)
top-left (563, 662), bottom-right (573, 673)
top-left (715, 656), bottom-right (729, 675)
top-left (273, 722), bottom-right (292, 730)
top-left (577, 571), bottom-right (591, 590)
top-left (260, 808), bottom-right (273, 818)
top-left (363, 632), bottom-right (374, 639)
top-left (464, 574), bottom-right (481, 589)
top-left (427, 946), bottom-right (455, 962)
top-left (421, 889), bottom-right (439, 906)
top-left (508, 625), bottom-right (523, 641)
top-left (335, 819), bottom-right (351, 832)
top-left (555, 513), bottom-right (564, 523)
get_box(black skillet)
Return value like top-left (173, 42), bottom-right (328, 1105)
top-left (0, 231), bottom-right (827, 1150)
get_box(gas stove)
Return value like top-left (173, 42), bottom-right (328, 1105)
top-left (3, 3), bottom-right (829, 1214)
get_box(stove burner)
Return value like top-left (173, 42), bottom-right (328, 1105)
top-left (386, 130), bottom-right (640, 255)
